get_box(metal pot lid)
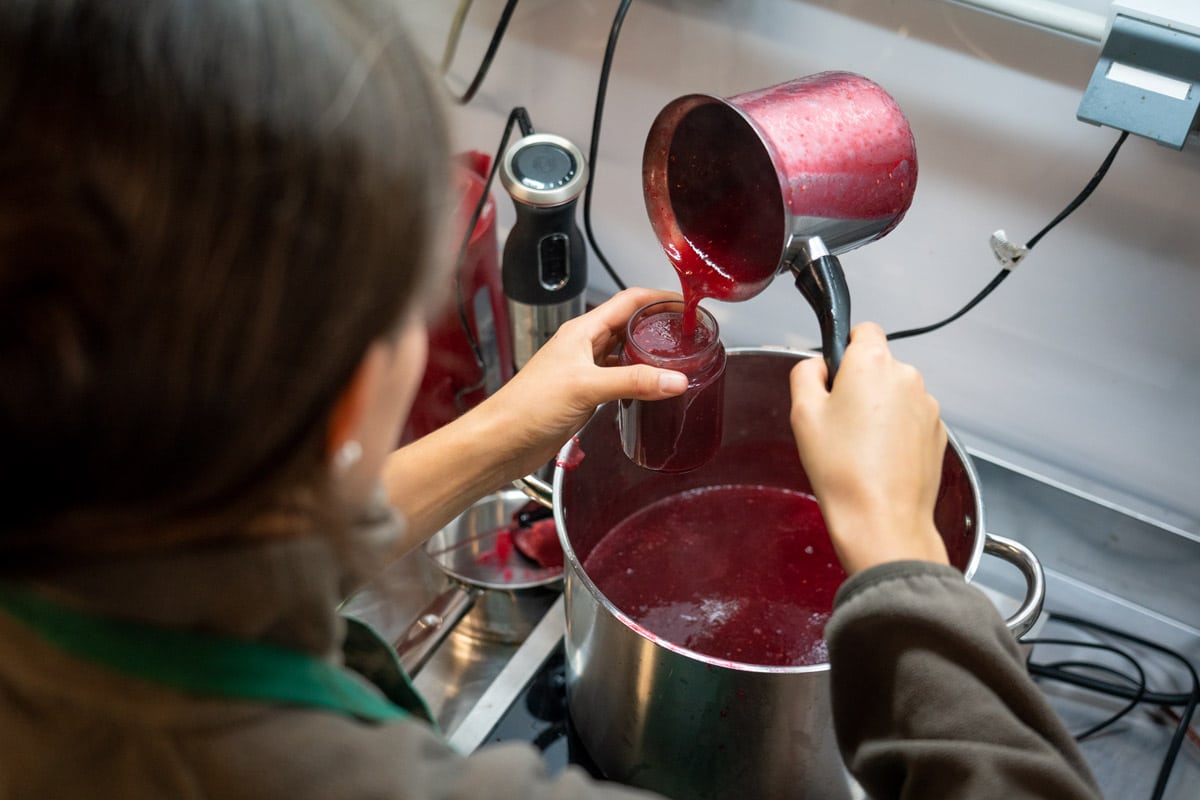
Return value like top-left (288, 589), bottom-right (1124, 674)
top-left (423, 489), bottom-right (563, 590)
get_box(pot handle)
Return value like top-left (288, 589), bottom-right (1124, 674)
top-left (393, 584), bottom-right (482, 676)
top-left (791, 242), bottom-right (850, 389)
top-left (982, 532), bottom-right (1045, 639)
top-left (513, 474), bottom-right (554, 509)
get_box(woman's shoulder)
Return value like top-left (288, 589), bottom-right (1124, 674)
top-left (195, 710), bottom-right (653, 800)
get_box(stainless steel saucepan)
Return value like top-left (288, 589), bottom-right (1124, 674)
top-left (393, 489), bottom-right (562, 675)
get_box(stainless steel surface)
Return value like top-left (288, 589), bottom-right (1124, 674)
top-left (642, 74), bottom-right (915, 303)
top-left (508, 297), bottom-right (586, 370)
top-left (345, 367), bottom-right (1196, 800)
top-left (342, 556), bottom-right (526, 735)
top-left (1007, 577), bottom-right (1200, 799)
top-left (448, 595), bottom-right (566, 754)
top-left (564, 562), bottom-right (851, 800)
top-left (422, 489), bottom-right (562, 592)
top-left (395, 584), bottom-right (480, 676)
top-left (967, 448), bottom-right (1200, 653)
top-left (958, 448), bottom-right (1200, 799)
top-left (387, 490), bottom-right (562, 681)
top-left (513, 473), bottom-right (553, 508)
top-left (783, 213), bottom-right (899, 259)
top-left (341, 490), bottom-right (562, 735)
top-left (792, 233), bottom-right (831, 264)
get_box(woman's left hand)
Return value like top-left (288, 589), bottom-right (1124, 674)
top-left (480, 286), bottom-right (689, 478)
top-left (383, 287), bottom-right (688, 549)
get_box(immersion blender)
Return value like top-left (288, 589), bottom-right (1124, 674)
top-left (500, 132), bottom-right (589, 371)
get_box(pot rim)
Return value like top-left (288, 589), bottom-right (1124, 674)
top-left (552, 346), bottom-right (986, 674)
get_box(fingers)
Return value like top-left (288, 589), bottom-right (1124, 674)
top-left (848, 320), bottom-right (887, 344)
top-left (792, 321), bottom-right (887, 407)
top-left (586, 363), bottom-right (688, 403)
top-left (835, 322), bottom-right (891, 377)
top-left (783, 318), bottom-right (953, 574)
top-left (789, 357), bottom-right (830, 418)
top-left (585, 287), bottom-right (678, 332)
top-left (564, 287), bottom-right (683, 357)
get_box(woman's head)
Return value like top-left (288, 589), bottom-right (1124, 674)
top-left (0, 0), bottom-right (451, 560)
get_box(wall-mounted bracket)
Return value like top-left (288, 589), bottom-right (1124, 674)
top-left (1076, 0), bottom-right (1200, 149)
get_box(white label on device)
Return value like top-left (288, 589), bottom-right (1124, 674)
top-left (1106, 61), bottom-right (1193, 100)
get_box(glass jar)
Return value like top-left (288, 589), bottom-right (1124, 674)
top-left (618, 300), bottom-right (725, 472)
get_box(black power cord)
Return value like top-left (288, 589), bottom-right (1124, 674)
top-left (1022, 637), bottom-right (1147, 740)
top-left (444, 1), bottom-right (1131, 332)
top-left (580, 30), bottom-right (1130, 315)
top-left (887, 130), bottom-right (1130, 341)
top-left (582, 0), bottom-right (634, 292)
top-left (450, 106), bottom-right (534, 410)
top-left (446, 0), bottom-right (632, 291)
top-left (442, 0), bottom-right (521, 105)
top-left (1025, 611), bottom-right (1200, 800)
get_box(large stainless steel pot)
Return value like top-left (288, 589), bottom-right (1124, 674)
top-left (520, 348), bottom-right (1043, 800)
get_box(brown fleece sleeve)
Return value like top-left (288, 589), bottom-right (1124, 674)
top-left (826, 560), bottom-right (1102, 800)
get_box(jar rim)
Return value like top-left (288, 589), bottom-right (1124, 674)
top-left (625, 300), bottom-right (722, 372)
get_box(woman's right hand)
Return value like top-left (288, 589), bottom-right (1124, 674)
top-left (789, 323), bottom-right (949, 575)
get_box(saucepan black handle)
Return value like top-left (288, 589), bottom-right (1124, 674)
top-left (793, 252), bottom-right (851, 389)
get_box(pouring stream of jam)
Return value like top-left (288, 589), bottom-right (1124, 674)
top-left (597, 72), bottom-right (919, 663)
top-left (654, 101), bottom-right (782, 332)
top-left (645, 72), bottom-right (918, 333)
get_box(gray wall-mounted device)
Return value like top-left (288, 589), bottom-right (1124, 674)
top-left (1077, 0), bottom-right (1200, 149)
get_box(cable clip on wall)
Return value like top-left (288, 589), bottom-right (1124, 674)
top-left (988, 230), bottom-right (1029, 270)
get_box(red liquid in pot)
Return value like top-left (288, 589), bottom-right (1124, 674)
top-left (583, 485), bottom-right (846, 667)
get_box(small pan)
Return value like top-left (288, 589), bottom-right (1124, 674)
top-left (394, 489), bottom-right (563, 675)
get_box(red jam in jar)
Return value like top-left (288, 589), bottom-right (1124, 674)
top-left (618, 300), bottom-right (725, 472)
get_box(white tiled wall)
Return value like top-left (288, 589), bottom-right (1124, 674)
top-left (400, 0), bottom-right (1200, 532)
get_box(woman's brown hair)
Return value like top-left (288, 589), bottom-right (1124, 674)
top-left (0, 0), bottom-right (451, 561)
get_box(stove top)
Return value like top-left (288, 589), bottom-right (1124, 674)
top-left (478, 640), bottom-right (604, 779)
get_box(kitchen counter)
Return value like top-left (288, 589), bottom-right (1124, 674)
top-left (341, 537), bottom-right (557, 738)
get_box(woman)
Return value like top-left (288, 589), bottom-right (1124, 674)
top-left (0, 1), bottom-right (1099, 798)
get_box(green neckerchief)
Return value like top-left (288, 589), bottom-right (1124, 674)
top-left (0, 582), bottom-right (431, 725)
